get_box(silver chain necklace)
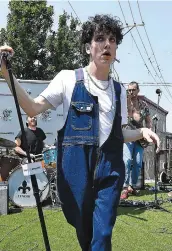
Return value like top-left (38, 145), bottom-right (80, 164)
top-left (85, 67), bottom-right (116, 113)
top-left (85, 67), bottom-right (110, 91)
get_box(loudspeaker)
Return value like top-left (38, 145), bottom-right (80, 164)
top-left (0, 181), bottom-right (8, 215)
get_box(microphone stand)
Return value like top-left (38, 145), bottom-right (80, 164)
top-left (149, 91), bottom-right (170, 212)
top-left (2, 53), bottom-right (51, 250)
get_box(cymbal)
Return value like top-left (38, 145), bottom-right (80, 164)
top-left (0, 138), bottom-right (16, 148)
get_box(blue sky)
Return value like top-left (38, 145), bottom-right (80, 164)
top-left (0, 0), bottom-right (172, 131)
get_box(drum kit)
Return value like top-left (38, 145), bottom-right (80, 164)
top-left (0, 137), bottom-right (60, 208)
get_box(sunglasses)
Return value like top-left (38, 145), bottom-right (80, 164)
top-left (29, 117), bottom-right (37, 121)
top-left (127, 89), bottom-right (137, 93)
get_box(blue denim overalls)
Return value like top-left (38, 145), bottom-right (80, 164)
top-left (57, 68), bottom-right (125, 251)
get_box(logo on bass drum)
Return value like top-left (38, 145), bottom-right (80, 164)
top-left (18, 180), bottom-right (31, 194)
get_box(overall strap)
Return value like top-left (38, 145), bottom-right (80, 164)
top-left (113, 80), bottom-right (122, 114)
top-left (113, 80), bottom-right (121, 101)
top-left (75, 68), bottom-right (85, 82)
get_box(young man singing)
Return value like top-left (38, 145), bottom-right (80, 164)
top-left (0, 14), bottom-right (159, 251)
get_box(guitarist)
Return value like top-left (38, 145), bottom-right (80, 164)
top-left (121, 81), bottom-right (152, 200)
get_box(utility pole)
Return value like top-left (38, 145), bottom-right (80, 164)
top-left (123, 23), bottom-right (144, 36)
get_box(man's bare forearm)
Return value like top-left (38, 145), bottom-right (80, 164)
top-left (15, 146), bottom-right (27, 156)
top-left (2, 68), bottom-right (38, 116)
top-left (122, 128), bottom-right (143, 143)
top-left (1, 66), bottom-right (51, 116)
top-left (146, 123), bottom-right (152, 129)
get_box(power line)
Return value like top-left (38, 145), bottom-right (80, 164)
top-left (118, 0), bottom-right (172, 105)
top-left (124, 83), bottom-right (172, 86)
top-left (128, 1), bottom-right (161, 80)
top-left (123, 23), bottom-right (144, 36)
top-left (118, 1), bottom-right (157, 81)
top-left (136, 85), bottom-right (172, 87)
top-left (67, 0), bottom-right (172, 105)
top-left (142, 83), bottom-right (172, 85)
top-left (68, 1), bottom-right (82, 24)
top-left (128, 0), bottom-right (172, 101)
top-left (136, 0), bottom-right (172, 99)
top-left (137, 0), bottom-right (163, 77)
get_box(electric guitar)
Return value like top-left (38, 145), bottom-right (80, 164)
top-left (138, 138), bottom-right (149, 148)
top-left (128, 119), bottom-right (149, 148)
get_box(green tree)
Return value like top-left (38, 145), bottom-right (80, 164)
top-left (6, 0), bottom-right (54, 79)
top-left (1, 2), bottom-right (88, 80)
top-left (0, 28), bottom-right (7, 45)
top-left (46, 11), bottom-right (88, 78)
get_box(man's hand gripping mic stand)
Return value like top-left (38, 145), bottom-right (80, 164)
top-left (1, 52), bottom-right (51, 251)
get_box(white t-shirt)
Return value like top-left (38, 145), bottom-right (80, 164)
top-left (40, 68), bottom-right (127, 146)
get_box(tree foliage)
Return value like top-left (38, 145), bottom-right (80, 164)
top-left (46, 11), bottom-right (87, 79)
top-left (6, 0), bottom-right (54, 79)
top-left (0, 28), bottom-right (7, 45)
top-left (0, 1), bottom-right (88, 80)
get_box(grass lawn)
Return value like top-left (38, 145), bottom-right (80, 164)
top-left (0, 187), bottom-right (172, 251)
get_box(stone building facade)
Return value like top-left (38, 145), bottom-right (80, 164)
top-left (139, 95), bottom-right (168, 180)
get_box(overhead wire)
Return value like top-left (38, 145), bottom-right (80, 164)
top-left (118, 0), bottom-right (172, 105)
top-left (128, 1), bottom-right (161, 80)
top-left (132, 0), bottom-right (172, 100)
top-left (68, 0), bottom-right (172, 102)
top-left (139, 84), bottom-right (172, 87)
top-left (137, 0), bottom-right (166, 82)
top-left (118, 0), bottom-right (155, 78)
top-left (68, 1), bottom-right (82, 24)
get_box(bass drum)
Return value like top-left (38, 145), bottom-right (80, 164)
top-left (0, 155), bottom-right (21, 181)
top-left (8, 165), bottom-right (50, 207)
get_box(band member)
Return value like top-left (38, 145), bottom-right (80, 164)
top-left (15, 116), bottom-right (46, 159)
top-left (0, 14), bottom-right (159, 251)
top-left (121, 81), bottom-right (152, 200)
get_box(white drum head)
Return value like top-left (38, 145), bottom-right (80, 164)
top-left (8, 166), bottom-right (49, 207)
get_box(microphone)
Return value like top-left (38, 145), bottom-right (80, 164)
top-left (115, 58), bottom-right (120, 63)
top-left (156, 89), bottom-right (162, 95)
top-left (0, 51), bottom-right (13, 60)
top-left (0, 51), bottom-right (13, 68)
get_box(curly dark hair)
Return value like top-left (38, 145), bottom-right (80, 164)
top-left (80, 14), bottom-right (123, 64)
top-left (81, 14), bottom-right (123, 46)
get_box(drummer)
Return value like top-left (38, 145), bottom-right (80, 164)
top-left (15, 116), bottom-right (46, 159)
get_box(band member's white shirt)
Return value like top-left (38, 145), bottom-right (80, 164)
top-left (40, 68), bottom-right (127, 147)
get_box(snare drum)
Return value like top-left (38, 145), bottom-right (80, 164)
top-left (43, 147), bottom-right (57, 166)
top-left (0, 155), bottom-right (21, 181)
top-left (8, 165), bottom-right (50, 207)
